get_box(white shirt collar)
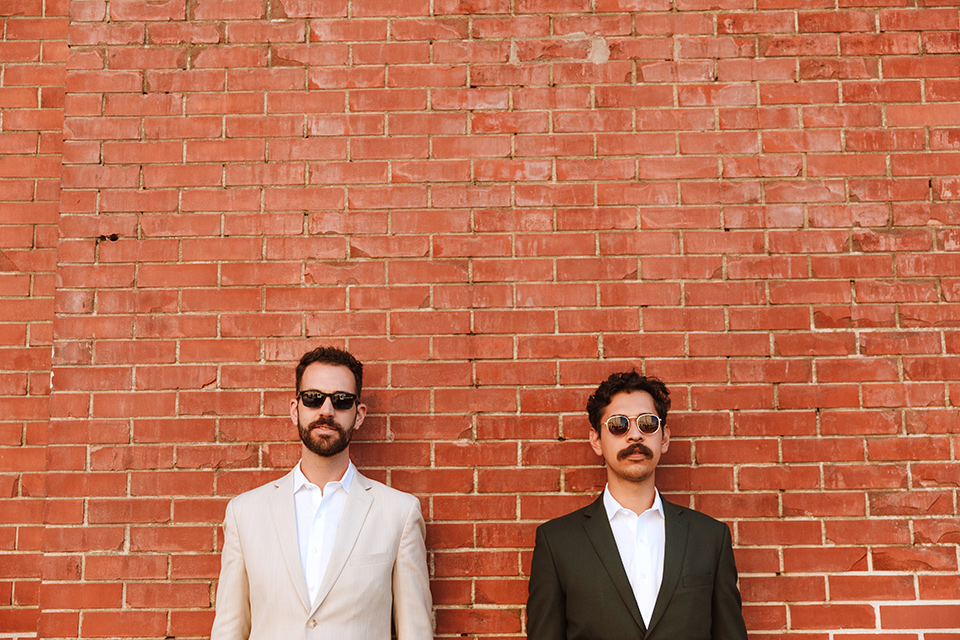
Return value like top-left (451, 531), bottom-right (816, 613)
top-left (293, 459), bottom-right (356, 494)
top-left (602, 485), bottom-right (664, 521)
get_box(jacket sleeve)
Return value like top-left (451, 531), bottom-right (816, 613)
top-left (392, 498), bottom-right (434, 640)
top-left (210, 499), bottom-right (252, 640)
top-left (526, 525), bottom-right (566, 640)
top-left (711, 524), bottom-right (749, 640)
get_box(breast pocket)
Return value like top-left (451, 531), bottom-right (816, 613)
top-left (347, 552), bottom-right (392, 566)
top-left (681, 572), bottom-right (714, 588)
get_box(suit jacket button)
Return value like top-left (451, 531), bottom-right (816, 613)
top-left (308, 620), bottom-right (317, 629)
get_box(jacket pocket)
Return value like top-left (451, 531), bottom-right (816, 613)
top-left (347, 552), bottom-right (392, 566)
top-left (681, 572), bottom-right (714, 588)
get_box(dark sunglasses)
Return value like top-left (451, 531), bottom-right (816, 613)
top-left (297, 390), bottom-right (358, 411)
top-left (604, 413), bottom-right (663, 436)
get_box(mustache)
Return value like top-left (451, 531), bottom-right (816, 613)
top-left (309, 417), bottom-right (343, 433)
top-left (617, 442), bottom-right (653, 460)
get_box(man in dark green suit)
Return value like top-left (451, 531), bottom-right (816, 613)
top-left (526, 371), bottom-right (748, 640)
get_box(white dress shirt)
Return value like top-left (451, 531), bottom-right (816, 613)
top-left (293, 460), bottom-right (355, 605)
top-left (603, 486), bottom-right (666, 626)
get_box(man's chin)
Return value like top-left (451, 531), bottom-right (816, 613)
top-left (622, 472), bottom-right (654, 484)
top-left (609, 462), bottom-right (654, 484)
top-left (304, 442), bottom-right (348, 458)
top-left (302, 432), bottom-right (351, 458)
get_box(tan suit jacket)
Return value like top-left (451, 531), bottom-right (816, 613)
top-left (210, 468), bottom-right (433, 640)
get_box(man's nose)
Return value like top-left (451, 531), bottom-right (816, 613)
top-left (625, 418), bottom-right (644, 441)
top-left (318, 396), bottom-right (337, 415)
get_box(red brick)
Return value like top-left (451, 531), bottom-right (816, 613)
top-left (905, 409), bottom-right (960, 434)
top-left (783, 492), bottom-right (866, 517)
top-left (740, 520), bottom-right (823, 546)
top-left (125, 582), bottom-right (210, 608)
top-left (914, 518), bottom-right (960, 546)
top-left (825, 464), bottom-right (907, 491)
top-left (728, 308), bottom-right (808, 332)
top-left (812, 305), bottom-right (897, 330)
top-left (881, 604), bottom-right (960, 630)
top-left (474, 577), bottom-right (528, 605)
top-left (739, 465), bottom-right (819, 490)
top-left (869, 490), bottom-right (954, 517)
top-left (167, 610), bottom-right (215, 637)
top-left (783, 438), bottom-right (865, 463)
top-left (791, 604), bottom-right (876, 630)
top-left (919, 574), bottom-right (960, 600)
top-left (783, 546), bottom-right (868, 573)
top-left (81, 611), bottom-right (167, 637)
top-left (874, 547), bottom-right (958, 572)
top-left (435, 607), bottom-right (522, 635)
top-left (433, 495), bottom-right (515, 521)
top-left (741, 575), bottom-right (826, 603)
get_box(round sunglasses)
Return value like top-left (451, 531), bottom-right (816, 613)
top-left (604, 413), bottom-right (663, 436)
top-left (297, 390), bottom-right (358, 411)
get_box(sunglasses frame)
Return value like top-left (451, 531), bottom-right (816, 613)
top-left (604, 413), bottom-right (663, 437)
top-left (297, 390), bottom-right (358, 411)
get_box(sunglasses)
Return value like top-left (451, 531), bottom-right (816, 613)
top-left (297, 390), bottom-right (358, 411)
top-left (604, 413), bottom-right (663, 436)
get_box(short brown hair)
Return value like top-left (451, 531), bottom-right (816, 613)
top-left (295, 346), bottom-right (363, 396)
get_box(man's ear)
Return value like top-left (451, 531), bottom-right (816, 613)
top-left (352, 401), bottom-right (367, 431)
top-left (660, 424), bottom-right (670, 453)
top-left (289, 397), bottom-right (299, 426)
top-left (588, 426), bottom-right (603, 457)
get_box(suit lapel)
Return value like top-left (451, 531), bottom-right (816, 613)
top-left (310, 470), bottom-right (373, 613)
top-left (646, 499), bottom-right (689, 635)
top-left (268, 470), bottom-right (311, 612)
top-left (581, 496), bottom-right (646, 634)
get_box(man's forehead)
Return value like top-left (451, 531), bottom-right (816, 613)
top-left (301, 362), bottom-right (356, 387)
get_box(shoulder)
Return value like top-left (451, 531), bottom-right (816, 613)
top-left (225, 470), bottom-right (291, 512)
top-left (536, 497), bottom-right (600, 538)
top-left (663, 498), bottom-right (731, 537)
top-left (358, 472), bottom-right (421, 510)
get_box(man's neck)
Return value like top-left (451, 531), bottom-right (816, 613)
top-left (606, 474), bottom-right (657, 515)
top-left (300, 446), bottom-right (351, 488)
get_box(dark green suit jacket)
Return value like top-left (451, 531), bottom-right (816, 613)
top-left (526, 495), bottom-right (748, 640)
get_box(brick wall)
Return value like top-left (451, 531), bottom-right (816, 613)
top-left (2, 0), bottom-right (960, 637)
top-left (0, 0), bottom-right (67, 636)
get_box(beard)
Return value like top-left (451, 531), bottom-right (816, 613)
top-left (299, 415), bottom-right (354, 458)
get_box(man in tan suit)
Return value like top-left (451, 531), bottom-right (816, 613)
top-left (211, 346), bottom-right (433, 640)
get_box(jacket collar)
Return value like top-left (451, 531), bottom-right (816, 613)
top-left (268, 467), bottom-right (375, 614)
top-left (581, 494), bottom-right (690, 636)
top-left (581, 496), bottom-right (646, 632)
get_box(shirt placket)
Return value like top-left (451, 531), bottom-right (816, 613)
top-left (305, 488), bottom-right (326, 603)
top-left (622, 514), bottom-right (639, 599)
top-left (635, 511), bottom-right (656, 625)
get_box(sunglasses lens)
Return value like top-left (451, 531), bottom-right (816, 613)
top-left (605, 415), bottom-right (630, 435)
top-left (299, 391), bottom-right (356, 410)
top-left (637, 414), bottom-right (661, 434)
top-left (299, 391), bottom-right (324, 408)
top-left (330, 393), bottom-right (356, 410)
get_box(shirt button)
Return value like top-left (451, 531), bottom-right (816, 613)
top-left (308, 619), bottom-right (317, 629)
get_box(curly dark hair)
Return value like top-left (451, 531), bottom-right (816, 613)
top-left (295, 346), bottom-right (364, 396)
top-left (586, 370), bottom-right (671, 433)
